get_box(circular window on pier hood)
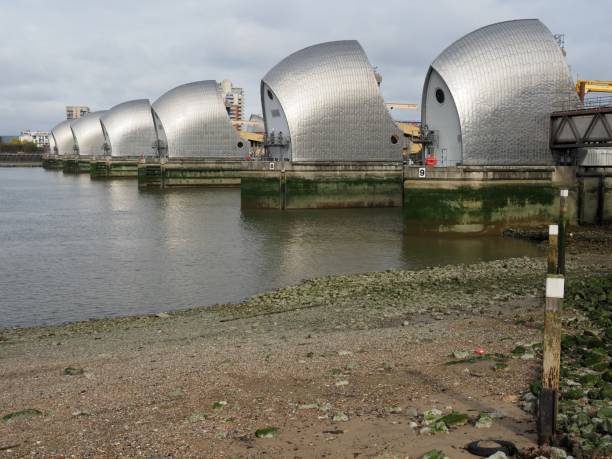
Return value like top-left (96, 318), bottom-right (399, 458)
top-left (435, 88), bottom-right (445, 104)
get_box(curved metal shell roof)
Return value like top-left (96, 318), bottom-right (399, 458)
top-left (70, 111), bottom-right (107, 156)
top-left (422, 19), bottom-right (577, 165)
top-left (50, 119), bottom-right (76, 156)
top-left (262, 40), bottom-right (402, 162)
top-left (152, 80), bottom-right (245, 158)
top-left (100, 99), bottom-right (158, 157)
top-left (48, 132), bottom-right (57, 154)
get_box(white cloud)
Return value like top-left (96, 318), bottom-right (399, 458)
top-left (0, 0), bottom-right (610, 133)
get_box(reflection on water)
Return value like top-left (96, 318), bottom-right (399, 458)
top-left (0, 168), bottom-right (543, 328)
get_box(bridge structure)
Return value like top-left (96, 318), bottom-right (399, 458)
top-left (550, 96), bottom-right (612, 151)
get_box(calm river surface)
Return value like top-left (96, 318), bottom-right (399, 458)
top-left (0, 168), bottom-right (542, 328)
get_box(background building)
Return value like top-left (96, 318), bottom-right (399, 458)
top-left (19, 130), bottom-right (49, 148)
top-left (421, 19), bottom-right (577, 166)
top-left (66, 106), bottom-right (90, 120)
top-left (261, 40), bottom-right (403, 162)
top-left (218, 80), bottom-right (244, 121)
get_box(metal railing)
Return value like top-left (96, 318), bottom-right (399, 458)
top-left (552, 94), bottom-right (612, 112)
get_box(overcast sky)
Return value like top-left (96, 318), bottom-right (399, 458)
top-left (1, 0), bottom-right (610, 134)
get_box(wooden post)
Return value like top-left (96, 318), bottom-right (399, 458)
top-left (557, 189), bottom-right (568, 275)
top-left (548, 224), bottom-right (558, 275)
top-left (538, 189), bottom-right (568, 446)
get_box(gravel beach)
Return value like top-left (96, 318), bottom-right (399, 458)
top-left (1, 230), bottom-right (611, 459)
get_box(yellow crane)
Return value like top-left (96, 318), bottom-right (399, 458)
top-left (576, 80), bottom-right (612, 102)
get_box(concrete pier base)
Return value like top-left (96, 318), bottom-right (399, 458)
top-left (577, 168), bottom-right (612, 224)
top-left (90, 158), bottom-right (139, 179)
top-left (403, 166), bottom-right (577, 233)
top-left (63, 156), bottom-right (92, 174)
top-left (241, 162), bottom-right (403, 209)
top-left (138, 159), bottom-right (243, 188)
top-left (42, 155), bottom-right (64, 170)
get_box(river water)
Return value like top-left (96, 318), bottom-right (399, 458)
top-left (0, 168), bottom-right (542, 328)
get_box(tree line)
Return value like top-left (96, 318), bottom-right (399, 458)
top-left (0, 137), bottom-right (45, 153)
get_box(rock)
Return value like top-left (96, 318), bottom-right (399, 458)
top-left (402, 321), bottom-right (410, 327)
top-left (421, 450), bottom-right (448, 459)
top-left (298, 403), bottom-right (319, 410)
top-left (409, 421), bottom-right (418, 428)
top-left (598, 407), bottom-right (612, 419)
top-left (168, 389), bottom-right (184, 399)
top-left (522, 401), bottom-right (536, 414)
top-left (155, 312), bottom-right (170, 318)
top-left (212, 401), bottom-right (227, 410)
top-left (523, 392), bottom-right (537, 402)
top-left (430, 420), bottom-right (449, 434)
top-left (439, 411), bottom-right (469, 427)
top-left (2, 409), bottom-right (43, 422)
top-left (502, 394), bottom-right (518, 403)
top-left (335, 380), bottom-right (349, 387)
top-left (475, 412), bottom-right (493, 428)
top-left (255, 427), bottom-right (278, 438)
top-left (338, 350), bottom-right (352, 356)
top-left (452, 350), bottom-right (470, 359)
top-left (486, 453), bottom-right (507, 459)
top-left (405, 407), bottom-right (418, 417)
top-left (423, 408), bottom-right (442, 425)
top-left (186, 413), bottom-right (208, 423)
top-left (63, 367), bottom-right (84, 376)
top-left (520, 353), bottom-right (535, 360)
top-left (550, 447), bottom-right (568, 459)
top-left (385, 406), bottom-right (402, 414)
top-left (419, 427), bottom-right (431, 435)
top-left (332, 412), bottom-right (349, 422)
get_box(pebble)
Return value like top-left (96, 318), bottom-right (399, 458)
top-left (332, 412), bottom-right (349, 422)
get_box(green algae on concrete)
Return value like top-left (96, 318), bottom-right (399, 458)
top-left (90, 159), bottom-right (139, 179)
top-left (404, 183), bottom-right (563, 233)
top-left (241, 175), bottom-right (281, 209)
top-left (42, 156), bottom-right (63, 170)
top-left (285, 175), bottom-right (402, 209)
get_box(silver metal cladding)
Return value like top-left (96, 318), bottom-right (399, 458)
top-left (422, 19), bottom-right (578, 165)
top-left (261, 40), bottom-right (403, 162)
top-left (48, 133), bottom-right (57, 155)
top-left (100, 99), bottom-right (159, 157)
top-left (70, 111), bottom-right (107, 156)
top-left (152, 80), bottom-right (245, 158)
top-left (50, 120), bottom-right (76, 156)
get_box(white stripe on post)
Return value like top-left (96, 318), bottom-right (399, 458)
top-left (549, 224), bottom-right (559, 236)
top-left (546, 276), bottom-right (565, 299)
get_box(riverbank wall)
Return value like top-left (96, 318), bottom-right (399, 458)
top-left (577, 167), bottom-right (612, 225)
top-left (90, 158), bottom-right (139, 179)
top-left (240, 161), bottom-right (403, 209)
top-left (42, 155), bottom-right (63, 170)
top-left (403, 165), bottom-right (579, 233)
top-left (138, 159), bottom-right (243, 188)
top-left (62, 156), bottom-right (92, 174)
top-left (0, 153), bottom-right (43, 167)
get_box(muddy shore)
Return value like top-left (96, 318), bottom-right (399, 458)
top-left (1, 231), bottom-right (611, 458)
